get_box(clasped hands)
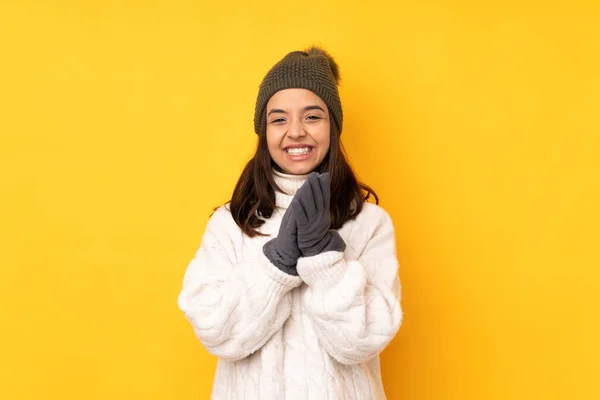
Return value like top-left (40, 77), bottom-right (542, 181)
top-left (270, 171), bottom-right (346, 272)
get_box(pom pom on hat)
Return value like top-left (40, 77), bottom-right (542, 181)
top-left (304, 45), bottom-right (341, 85)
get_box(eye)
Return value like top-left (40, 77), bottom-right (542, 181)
top-left (306, 115), bottom-right (321, 121)
top-left (271, 118), bottom-right (286, 123)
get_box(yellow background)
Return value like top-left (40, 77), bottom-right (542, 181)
top-left (1, 0), bottom-right (599, 399)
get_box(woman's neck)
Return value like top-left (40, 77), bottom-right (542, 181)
top-left (272, 168), bottom-right (309, 208)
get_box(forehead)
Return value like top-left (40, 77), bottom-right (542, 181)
top-left (267, 88), bottom-right (327, 109)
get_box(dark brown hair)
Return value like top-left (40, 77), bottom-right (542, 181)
top-left (225, 110), bottom-right (378, 237)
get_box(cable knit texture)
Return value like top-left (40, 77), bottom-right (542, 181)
top-left (178, 169), bottom-right (403, 399)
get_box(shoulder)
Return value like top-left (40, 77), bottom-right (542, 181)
top-left (204, 203), bottom-right (241, 237)
top-left (339, 202), bottom-right (398, 262)
top-left (199, 203), bottom-right (248, 260)
top-left (355, 202), bottom-right (395, 231)
top-left (208, 203), bottom-right (233, 223)
top-left (339, 202), bottom-right (396, 255)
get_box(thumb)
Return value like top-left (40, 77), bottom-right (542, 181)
top-left (284, 209), bottom-right (298, 236)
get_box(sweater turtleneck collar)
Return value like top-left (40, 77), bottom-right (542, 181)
top-left (272, 168), bottom-right (309, 209)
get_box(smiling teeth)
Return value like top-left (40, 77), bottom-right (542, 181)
top-left (286, 147), bottom-right (311, 155)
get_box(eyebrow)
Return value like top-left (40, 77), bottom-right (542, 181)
top-left (267, 105), bottom-right (325, 116)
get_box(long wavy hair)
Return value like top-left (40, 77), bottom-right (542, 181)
top-left (226, 109), bottom-right (378, 237)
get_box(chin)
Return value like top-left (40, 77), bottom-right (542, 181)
top-left (284, 164), bottom-right (315, 175)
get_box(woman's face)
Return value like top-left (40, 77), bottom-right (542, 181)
top-left (266, 88), bottom-right (331, 175)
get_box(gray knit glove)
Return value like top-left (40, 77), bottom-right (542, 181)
top-left (292, 172), bottom-right (346, 257)
top-left (263, 205), bottom-right (301, 276)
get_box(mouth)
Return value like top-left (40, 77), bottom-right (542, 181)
top-left (283, 146), bottom-right (314, 156)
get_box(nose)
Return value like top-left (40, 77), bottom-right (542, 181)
top-left (287, 117), bottom-right (306, 139)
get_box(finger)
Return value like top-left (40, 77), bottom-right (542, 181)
top-left (280, 207), bottom-right (293, 234)
top-left (291, 197), bottom-right (309, 226)
top-left (285, 211), bottom-right (298, 236)
top-left (295, 171), bottom-right (317, 200)
top-left (319, 173), bottom-right (331, 209)
top-left (298, 177), bottom-right (318, 216)
top-left (310, 174), bottom-right (324, 214)
top-left (280, 207), bottom-right (291, 225)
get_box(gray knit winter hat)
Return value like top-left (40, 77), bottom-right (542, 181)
top-left (254, 46), bottom-right (343, 134)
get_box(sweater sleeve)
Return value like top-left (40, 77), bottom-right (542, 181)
top-left (177, 207), bottom-right (303, 361)
top-left (296, 207), bottom-right (403, 366)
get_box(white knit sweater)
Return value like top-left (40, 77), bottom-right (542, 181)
top-left (178, 170), bottom-right (403, 399)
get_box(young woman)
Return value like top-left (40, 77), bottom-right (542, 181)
top-left (178, 46), bottom-right (403, 399)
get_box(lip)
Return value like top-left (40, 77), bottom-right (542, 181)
top-left (283, 144), bottom-right (314, 150)
top-left (283, 146), bottom-right (314, 161)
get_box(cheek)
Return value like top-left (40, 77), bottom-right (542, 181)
top-left (266, 129), bottom-right (284, 156)
top-left (315, 126), bottom-right (330, 149)
top-left (266, 129), bottom-right (278, 147)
